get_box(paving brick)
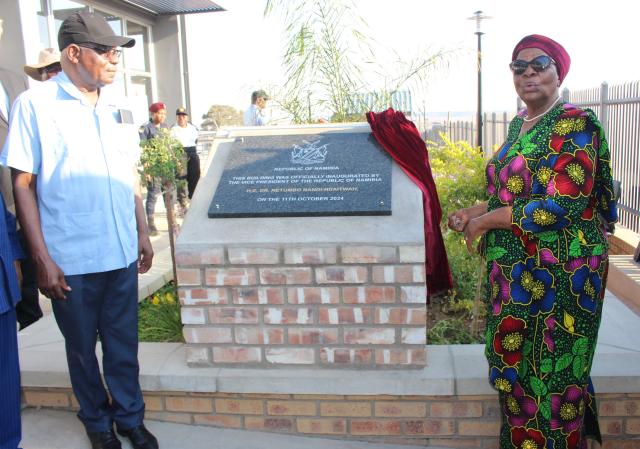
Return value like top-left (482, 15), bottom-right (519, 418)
top-left (428, 438), bottom-right (484, 448)
top-left (215, 399), bottom-right (264, 415)
top-left (235, 327), bottom-right (284, 345)
top-left (626, 418), bottom-right (640, 434)
top-left (401, 328), bottom-right (427, 345)
top-left (343, 328), bottom-right (395, 345)
top-left (400, 286), bottom-right (427, 304)
top-left (601, 418), bottom-right (624, 435)
top-left (165, 396), bottom-right (213, 413)
top-left (284, 247), bottom-right (337, 264)
top-left (320, 401), bottom-right (371, 417)
top-left (343, 286), bottom-right (396, 304)
top-left (288, 328), bottom-right (338, 345)
top-left (208, 307), bottom-right (258, 324)
top-left (192, 414), bottom-right (242, 428)
top-left (180, 307), bottom-right (206, 324)
top-left (144, 396), bottom-right (164, 412)
top-left (374, 402), bottom-right (427, 418)
top-left (341, 246), bottom-right (397, 263)
top-left (375, 307), bottom-right (426, 325)
top-left (320, 348), bottom-right (372, 365)
top-left (350, 419), bottom-right (402, 435)
top-left (212, 347), bottom-right (261, 363)
top-left (429, 402), bottom-right (483, 418)
top-left (180, 288), bottom-right (228, 305)
top-left (318, 307), bottom-right (371, 324)
top-left (265, 348), bottom-right (315, 364)
top-left (176, 268), bottom-right (202, 286)
top-left (245, 417), bottom-right (294, 432)
top-left (287, 287), bottom-right (339, 304)
top-left (205, 268), bottom-right (257, 286)
top-left (263, 307), bottom-right (313, 325)
top-left (231, 287), bottom-right (284, 305)
top-left (260, 267), bottom-right (313, 285)
top-left (599, 399), bottom-right (640, 416)
top-left (228, 247), bottom-right (280, 264)
top-left (183, 327), bottom-right (233, 344)
top-left (144, 411), bottom-right (193, 424)
top-left (457, 420), bottom-right (501, 436)
top-left (297, 418), bottom-right (346, 434)
top-left (23, 390), bottom-right (70, 408)
top-left (399, 246), bottom-right (425, 263)
top-left (372, 265), bottom-right (424, 283)
top-left (185, 346), bottom-right (210, 365)
top-left (315, 266), bottom-right (367, 283)
top-left (267, 400), bottom-right (316, 416)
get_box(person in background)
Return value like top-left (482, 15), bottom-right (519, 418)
top-left (2, 11), bottom-right (156, 449)
top-left (243, 89), bottom-right (269, 126)
top-left (23, 48), bottom-right (61, 82)
top-left (171, 107), bottom-right (199, 215)
top-left (139, 102), bottom-right (169, 236)
top-left (0, 18), bottom-right (25, 446)
top-left (449, 34), bottom-right (616, 449)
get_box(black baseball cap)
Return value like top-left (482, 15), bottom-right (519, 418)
top-left (176, 107), bottom-right (189, 116)
top-left (58, 11), bottom-right (135, 51)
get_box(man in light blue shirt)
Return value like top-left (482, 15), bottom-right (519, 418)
top-left (1, 12), bottom-right (156, 449)
top-left (243, 89), bottom-right (269, 126)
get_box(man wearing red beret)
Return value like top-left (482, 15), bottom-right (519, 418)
top-left (139, 102), bottom-right (168, 236)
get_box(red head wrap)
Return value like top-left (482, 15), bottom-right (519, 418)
top-left (512, 34), bottom-right (571, 84)
top-left (149, 102), bottom-right (166, 113)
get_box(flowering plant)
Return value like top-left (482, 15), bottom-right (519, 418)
top-left (139, 128), bottom-right (185, 183)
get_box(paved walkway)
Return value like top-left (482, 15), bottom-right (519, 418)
top-left (21, 409), bottom-right (427, 449)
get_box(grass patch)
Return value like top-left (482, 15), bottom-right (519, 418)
top-left (138, 282), bottom-right (184, 343)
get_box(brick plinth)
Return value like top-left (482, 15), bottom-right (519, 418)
top-left (22, 389), bottom-right (640, 447)
top-left (177, 245), bottom-right (427, 368)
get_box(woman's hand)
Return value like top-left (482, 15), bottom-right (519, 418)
top-left (447, 210), bottom-right (470, 232)
top-left (463, 217), bottom-right (485, 254)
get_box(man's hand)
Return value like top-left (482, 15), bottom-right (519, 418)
top-left (36, 256), bottom-right (71, 300)
top-left (14, 261), bottom-right (22, 286)
top-left (138, 234), bottom-right (154, 273)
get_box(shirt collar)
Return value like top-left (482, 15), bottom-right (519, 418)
top-left (56, 70), bottom-right (114, 109)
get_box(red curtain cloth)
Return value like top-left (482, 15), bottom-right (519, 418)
top-left (366, 109), bottom-right (453, 296)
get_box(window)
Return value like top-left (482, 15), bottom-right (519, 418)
top-left (51, 0), bottom-right (89, 36)
top-left (125, 21), bottom-right (150, 72)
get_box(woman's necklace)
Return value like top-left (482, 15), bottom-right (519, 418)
top-left (523, 97), bottom-right (560, 122)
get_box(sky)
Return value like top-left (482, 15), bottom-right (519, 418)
top-left (184, 0), bottom-right (640, 124)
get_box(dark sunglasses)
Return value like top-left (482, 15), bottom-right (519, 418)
top-left (78, 43), bottom-right (122, 59)
top-left (509, 55), bottom-right (555, 75)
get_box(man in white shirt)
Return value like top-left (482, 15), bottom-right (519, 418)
top-left (243, 89), bottom-right (269, 126)
top-left (171, 108), bottom-right (200, 212)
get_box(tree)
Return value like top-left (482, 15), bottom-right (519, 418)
top-left (203, 104), bottom-right (244, 128)
top-left (139, 129), bottom-right (185, 282)
top-left (264, 0), bottom-right (457, 124)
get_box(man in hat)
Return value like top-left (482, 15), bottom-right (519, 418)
top-left (243, 89), bottom-right (269, 126)
top-left (139, 102), bottom-right (169, 235)
top-left (171, 107), bottom-right (200, 213)
top-left (2, 11), bottom-right (157, 449)
top-left (24, 48), bottom-right (61, 82)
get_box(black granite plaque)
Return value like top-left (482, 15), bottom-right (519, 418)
top-left (208, 133), bottom-right (392, 218)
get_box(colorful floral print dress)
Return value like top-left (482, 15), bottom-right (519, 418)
top-left (484, 102), bottom-right (617, 449)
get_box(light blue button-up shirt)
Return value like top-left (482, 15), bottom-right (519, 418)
top-left (1, 72), bottom-right (140, 275)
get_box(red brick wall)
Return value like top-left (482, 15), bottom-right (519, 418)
top-left (176, 244), bottom-right (428, 368)
top-left (22, 388), bottom-right (640, 448)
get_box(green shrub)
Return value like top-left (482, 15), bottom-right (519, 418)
top-left (138, 282), bottom-right (184, 343)
top-left (427, 318), bottom-right (479, 345)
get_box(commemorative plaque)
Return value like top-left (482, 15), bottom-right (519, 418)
top-left (208, 133), bottom-right (392, 218)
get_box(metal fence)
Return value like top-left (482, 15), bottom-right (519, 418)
top-left (445, 81), bottom-right (640, 234)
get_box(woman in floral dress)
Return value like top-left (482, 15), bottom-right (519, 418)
top-left (448, 35), bottom-right (617, 449)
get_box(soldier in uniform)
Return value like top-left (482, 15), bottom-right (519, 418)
top-left (171, 107), bottom-right (200, 215)
top-left (139, 102), bottom-right (168, 236)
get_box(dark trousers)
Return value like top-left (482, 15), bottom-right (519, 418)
top-left (145, 178), bottom-right (162, 218)
top-left (0, 307), bottom-right (21, 449)
top-left (15, 231), bottom-right (41, 330)
top-left (185, 148), bottom-right (201, 199)
top-left (51, 262), bottom-right (144, 433)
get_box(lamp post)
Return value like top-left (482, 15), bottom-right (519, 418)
top-left (468, 11), bottom-right (491, 150)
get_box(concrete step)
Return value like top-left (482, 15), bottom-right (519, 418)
top-left (21, 409), bottom-right (447, 449)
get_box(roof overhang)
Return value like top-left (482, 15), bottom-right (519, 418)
top-left (117, 0), bottom-right (225, 16)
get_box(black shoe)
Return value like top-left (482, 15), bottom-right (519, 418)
top-left (87, 430), bottom-right (122, 449)
top-left (117, 424), bottom-right (159, 449)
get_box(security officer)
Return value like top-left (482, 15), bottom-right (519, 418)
top-left (171, 107), bottom-right (200, 213)
top-left (139, 102), bottom-right (168, 235)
